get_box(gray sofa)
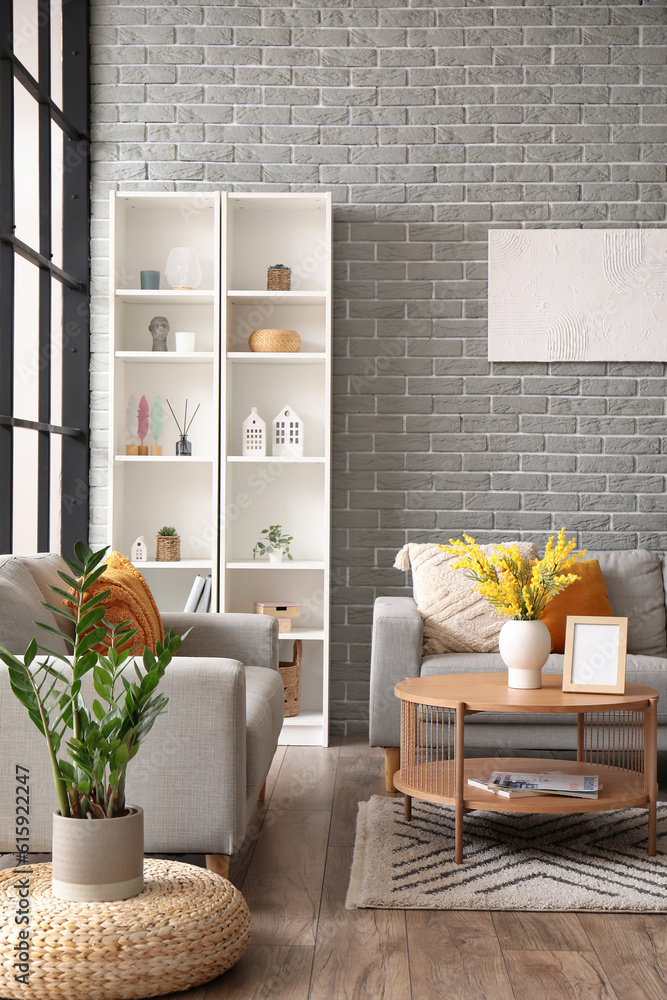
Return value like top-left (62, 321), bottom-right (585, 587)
top-left (370, 548), bottom-right (667, 787)
top-left (0, 552), bottom-right (284, 869)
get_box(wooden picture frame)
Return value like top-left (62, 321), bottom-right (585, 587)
top-left (562, 616), bottom-right (628, 694)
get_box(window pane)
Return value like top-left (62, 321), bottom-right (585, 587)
top-left (14, 79), bottom-right (40, 250)
top-left (51, 121), bottom-right (64, 269)
top-left (51, 0), bottom-right (63, 109)
top-left (13, 255), bottom-right (40, 421)
top-left (12, 0), bottom-right (39, 81)
top-left (51, 277), bottom-right (62, 426)
top-left (50, 431), bottom-right (62, 552)
top-left (12, 427), bottom-right (39, 554)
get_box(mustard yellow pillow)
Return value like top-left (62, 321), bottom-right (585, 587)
top-left (541, 559), bottom-right (612, 654)
top-left (67, 551), bottom-right (164, 654)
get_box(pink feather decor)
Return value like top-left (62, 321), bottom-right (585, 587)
top-left (137, 395), bottom-right (150, 446)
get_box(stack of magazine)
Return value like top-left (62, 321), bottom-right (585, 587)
top-left (468, 771), bottom-right (599, 799)
top-left (183, 575), bottom-right (212, 613)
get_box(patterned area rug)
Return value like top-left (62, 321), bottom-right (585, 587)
top-left (346, 795), bottom-right (667, 911)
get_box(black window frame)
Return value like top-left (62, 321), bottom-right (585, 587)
top-left (0, 0), bottom-right (90, 555)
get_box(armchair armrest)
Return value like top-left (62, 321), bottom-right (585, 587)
top-left (369, 597), bottom-right (423, 748)
top-left (162, 611), bottom-right (279, 672)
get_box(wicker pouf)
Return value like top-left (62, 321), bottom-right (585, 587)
top-left (0, 859), bottom-right (251, 1000)
top-left (279, 639), bottom-right (302, 717)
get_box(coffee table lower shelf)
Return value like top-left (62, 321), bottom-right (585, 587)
top-left (393, 756), bottom-right (656, 862)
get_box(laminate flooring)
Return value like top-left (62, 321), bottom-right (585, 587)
top-left (3, 740), bottom-right (667, 1000)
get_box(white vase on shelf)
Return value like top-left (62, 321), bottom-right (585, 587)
top-left (268, 550), bottom-right (283, 564)
top-left (499, 619), bottom-right (551, 690)
top-left (165, 248), bottom-right (201, 290)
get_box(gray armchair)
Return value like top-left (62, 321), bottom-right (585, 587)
top-left (0, 553), bottom-right (284, 878)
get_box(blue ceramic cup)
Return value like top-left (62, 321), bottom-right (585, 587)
top-left (140, 270), bottom-right (160, 289)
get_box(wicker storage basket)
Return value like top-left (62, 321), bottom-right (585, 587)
top-left (267, 266), bottom-right (291, 291)
top-left (279, 639), bottom-right (302, 717)
top-left (249, 328), bottom-right (301, 353)
top-left (156, 534), bottom-right (180, 562)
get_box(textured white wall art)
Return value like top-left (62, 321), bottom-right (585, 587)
top-left (488, 229), bottom-right (667, 361)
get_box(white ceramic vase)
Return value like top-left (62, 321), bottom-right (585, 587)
top-left (268, 550), bottom-right (283, 563)
top-left (499, 619), bottom-right (551, 690)
top-left (51, 806), bottom-right (144, 901)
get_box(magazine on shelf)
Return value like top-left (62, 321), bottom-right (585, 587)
top-left (467, 777), bottom-right (539, 798)
top-left (487, 771), bottom-right (599, 798)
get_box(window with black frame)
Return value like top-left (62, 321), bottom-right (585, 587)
top-left (0, 0), bottom-right (89, 556)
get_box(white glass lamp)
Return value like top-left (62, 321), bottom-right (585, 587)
top-left (165, 247), bottom-right (202, 290)
top-left (272, 404), bottom-right (303, 458)
top-left (242, 407), bottom-right (266, 457)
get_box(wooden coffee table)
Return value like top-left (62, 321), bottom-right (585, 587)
top-left (393, 673), bottom-right (658, 864)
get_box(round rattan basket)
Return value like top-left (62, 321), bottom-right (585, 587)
top-left (267, 266), bottom-right (291, 291)
top-left (0, 859), bottom-right (251, 1000)
top-left (249, 328), bottom-right (301, 353)
top-left (156, 534), bottom-right (180, 561)
top-left (279, 639), bottom-right (302, 717)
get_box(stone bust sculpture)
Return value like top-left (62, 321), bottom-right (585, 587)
top-left (149, 316), bottom-right (170, 352)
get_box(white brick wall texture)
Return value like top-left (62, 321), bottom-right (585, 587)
top-left (89, 1), bottom-right (667, 735)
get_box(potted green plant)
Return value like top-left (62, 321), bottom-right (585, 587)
top-left (252, 524), bottom-right (293, 563)
top-left (156, 524), bottom-right (180, 562)
top-left (0, 542), bottom-right (186, 901)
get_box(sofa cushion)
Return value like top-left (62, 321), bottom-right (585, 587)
top-left (541, 560), bottom-right (613, 653)
top-left (244, 665), bottom-right (284, 800)
top-left (394, 540), bottom-right (538, 655)
top-left (588, 549), bottom-right (667, 657)
top-left (19, 552), bottom-right (75, 644)
top-left (67, 551), bottom-right (164, 654)
top-left (0, 556), bottom-right (70, 656)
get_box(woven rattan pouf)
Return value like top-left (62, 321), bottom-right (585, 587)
top-left (0, 859), bottom-right (251, 1000)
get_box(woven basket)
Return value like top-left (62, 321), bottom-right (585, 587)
top-left (267, 267), bottom-right (291, 291)
top-left (279, 639), bottom-right (302, 717)
top-left (156, 534), bottom-right (180, 562)
top-left (249, 328), bottom-right (301, 353)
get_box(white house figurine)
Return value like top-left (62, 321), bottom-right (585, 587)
top-left (242, 406), bottom-right (266, 456)
top-left (131, 536), bottom-right (148, 562)
top-left (272, 404), bottom-right (303, 458)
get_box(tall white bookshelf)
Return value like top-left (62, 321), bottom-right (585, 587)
top-left (109, 190), bottom-right (332, 747)
top-left (221, 192), bottom-right (332, 747)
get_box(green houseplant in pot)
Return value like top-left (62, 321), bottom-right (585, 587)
top-left (252, 524), bottom-right (293, 563)
top-left (0, 542), bottom-right (186, 901)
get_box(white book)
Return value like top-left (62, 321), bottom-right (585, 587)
top-left (197, 576), bottom-right (212, 614)
top-left (184, 575), bottom-right (206, 613)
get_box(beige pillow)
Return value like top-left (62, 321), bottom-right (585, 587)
top-left (394, 541), bottom-right (539, 655)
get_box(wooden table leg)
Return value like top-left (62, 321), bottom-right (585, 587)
top-left (404, 795), bottom-right (411, 821)
top-left (455, 703), bottom-right (464, 864)
top-left (647, 697), bottom-right (658, 857)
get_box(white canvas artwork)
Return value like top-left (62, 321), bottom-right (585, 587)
top-left (488, 229), bottom-right (667, 361)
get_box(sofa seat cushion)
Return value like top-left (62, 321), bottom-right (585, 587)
top-left (394, 540), bottom-right (537, 656)
top-left (245, 665), bottom-right (284, 802)
top-left (541, 560), bottom-right (613, 653)
top-left (588, 549), bottom-right (667, 657)
top-left (0, 556), bottom-right (70, 656)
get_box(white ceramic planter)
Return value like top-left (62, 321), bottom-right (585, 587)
top-left (52, 806), bottom-right (144, 901)
top-left (499, 619), bottom-right (551, 689)
top-left (268, 550), bottom-right (283, 563)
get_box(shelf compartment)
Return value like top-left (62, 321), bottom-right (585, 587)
top-left (222, 566), bottom-right (324, 631)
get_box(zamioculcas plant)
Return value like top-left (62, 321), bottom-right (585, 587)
top-left (0, 542), bottom-right (186, 819)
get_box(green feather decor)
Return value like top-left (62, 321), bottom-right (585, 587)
top-left (151, 395), bottom-right (164, 446)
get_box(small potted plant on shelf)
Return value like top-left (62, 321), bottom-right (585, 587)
top-left (156, 525), bottom-right (180, 562)
top-left (0, 542), bottom-right (186, 901)
top-left (253, 524), bottom-right (293, 563)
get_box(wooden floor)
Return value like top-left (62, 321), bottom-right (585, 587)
top-left (4, 741), bottom-right (667, 999)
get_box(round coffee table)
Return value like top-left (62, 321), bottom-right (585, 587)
top-left (394, 672), bottom-right (659, 864)
top-left (0, 858), bottom-right (251, 999)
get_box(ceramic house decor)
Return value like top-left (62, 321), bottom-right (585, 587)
top-left (242, 407), bottom-right (266, 457)
top-left (272, 404), bottom-right (303, 458)
top-left (131, 536), bottom-right (148, 562)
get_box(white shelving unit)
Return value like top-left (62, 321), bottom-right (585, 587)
top-left (109, 190), bottom-right (332, 747)
top-left (109, 192), bottom-right (221, 614)
top-left (221, 192), bottom-right (332, 747)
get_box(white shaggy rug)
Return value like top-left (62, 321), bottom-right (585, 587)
top-left (347, 795), bottom-right (667, 911)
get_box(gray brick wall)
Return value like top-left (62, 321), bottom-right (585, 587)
top-left (89, 1), bottom-right (667, 736)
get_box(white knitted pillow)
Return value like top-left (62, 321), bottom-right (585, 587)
top-left (394, 541), bottom-right (539, 655)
